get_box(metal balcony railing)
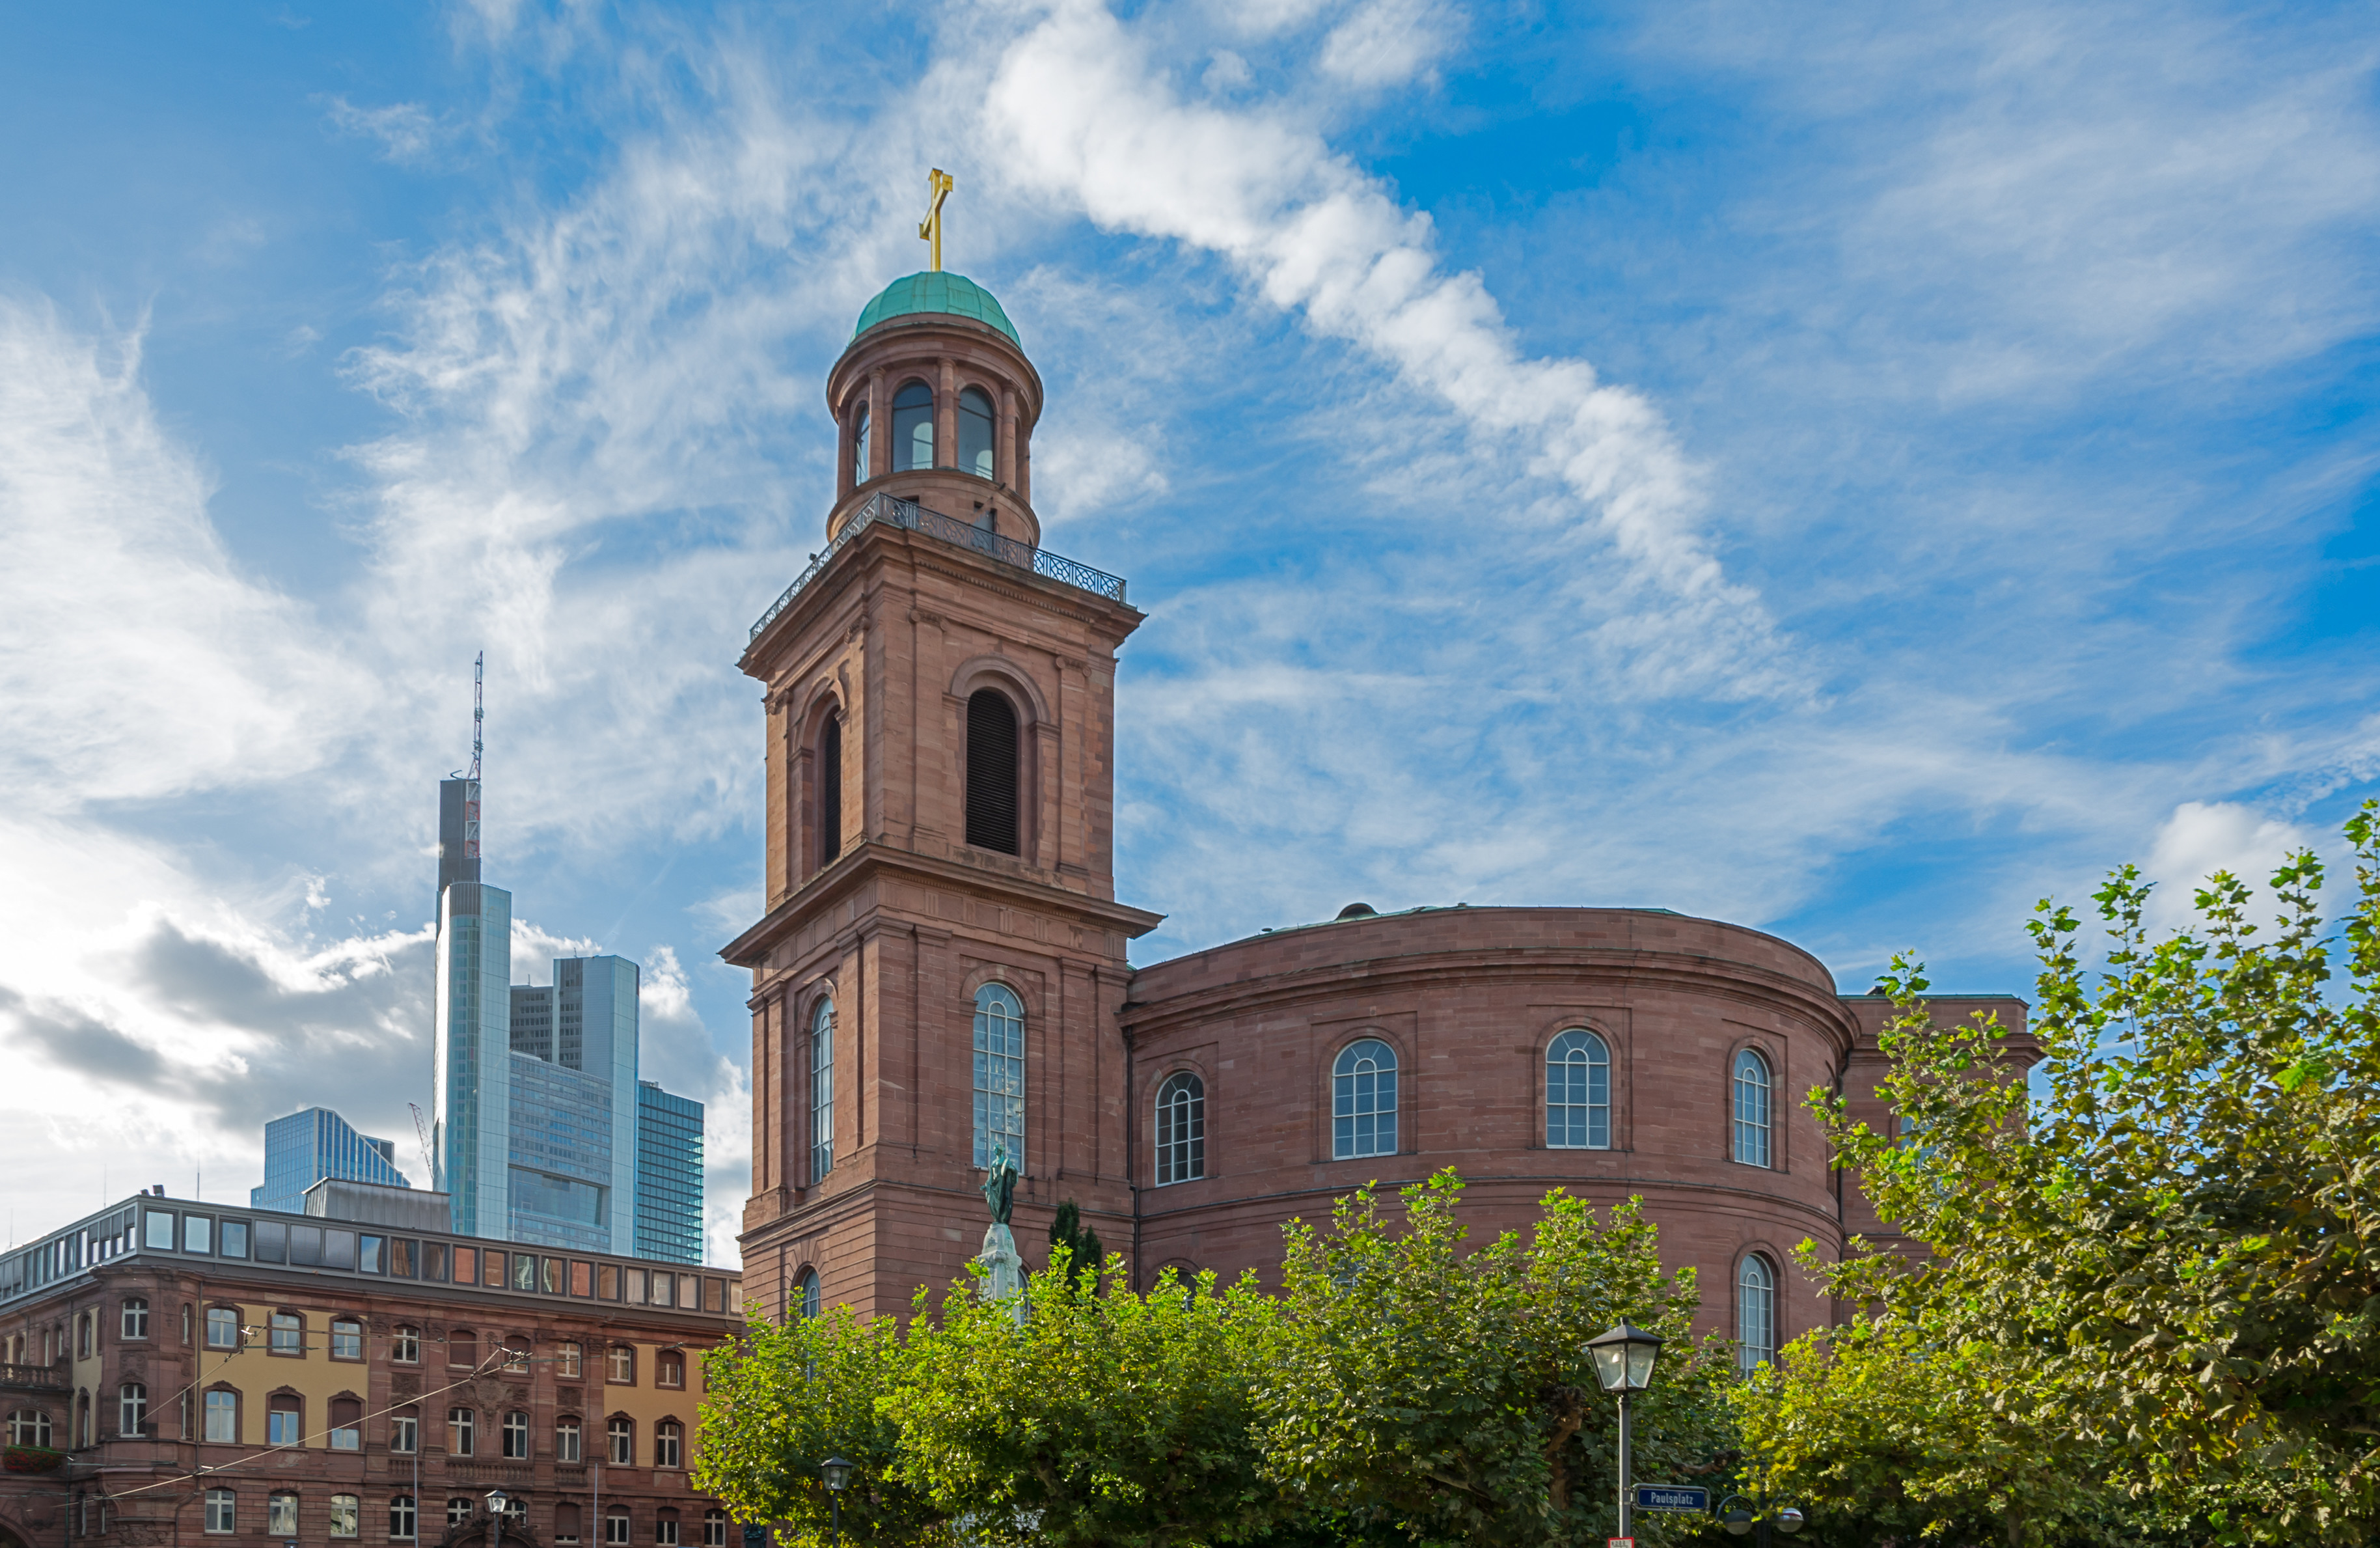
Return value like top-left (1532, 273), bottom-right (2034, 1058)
top-left (749, 492), bottom-right (1127, 643)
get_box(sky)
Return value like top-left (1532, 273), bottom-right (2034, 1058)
top-left (1, 0), bottom-right (2375, 1268)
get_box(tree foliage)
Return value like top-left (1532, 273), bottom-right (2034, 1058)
top-left (1257, 1172), bottom-right (1737, 1548)
top-left (1048, 1200), bottom-right (1106, 1295)
top-left (1763, 799), bottom-right (2380, 1545)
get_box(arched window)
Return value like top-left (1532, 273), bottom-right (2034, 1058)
top-left (118, 1384), bottom-right (146, 1437)
top-left (850, 401), bottom-right (870, 487)
top-left (1332, 1040), bottom-right (1399, 1159)
top-left (77, 1316), bottom-right (92, 1359)
top-left (446, 1500), bottom-right (472, 1529)
top-left (891, 380), bottom-right (934, 471)
top-left (120, 1299), bottom-right (148, 1340)
top-left (655, 1419), bottom-right (683, 1469)
top-left (75, 1389), bottom-right (90, 1448)
top-left (1155, 1073), bottom-right (1205, 1185)
top-left (329, 1396), bottom-right (361, 1450)
top-left (329, 1318), bottom-right (362, 1361)
top-left (267, 1493), bottom-right (298, 1537)
top-left (704, 1509), bottom-right (728, 1547)
top-left (392, 1408), bottom-right (418, 1453)
top-left (392, 1325), bottom-right (419, 1364)
top-left (605, 1344), bottom-right (635, 1384)
top-left (556, 1417), bottom-right (582, 1463)
top-left (266, 1394), bottom-right (301, 1446)
top-left (205, 1306), bottom-right (239, 1349)
top-left (957, 386), bottom-right (996, 480)
top-left (555, 1503), bottom-right (583, 1545)
top-left (202, 1389), bottom-right (237, 1443)
top-left (817, 712), bottom-right (843, 868)
top-left (811, 995), bottom-right (836, 1182)
top-left (446, 1407), bottom-right (474, 1456)
top-left (447, 1328), bottom-right (477, 1370)
top-left (1546, 1030), bottom-right (1612, 1149)
top-left (9, 1410), bottom-right (52, 1446)
top-left (390, 1497), bottom-right (418, 1542)
top-left (657, 1508), bottom-right (682, 1547)
top-left (964, 689), bottom-right (1021, 854)
top-left (329, 1494), bottom-right (359, 1540)
top-left (1732, 1048), bottom-right (1772, 1168)
top-left (501, 1409), bottom-right (530, 1458)
top-left (1738, 1254), bottom-right (1777, 1372)
top-left (556, 1340), bottom-right (581, 1379)
top-left (972, 984), bottom-right (1026, 1168)
top-left (605, 1510), bottom-right (631, 1547)
top-left (795, 1268), bottom-right (821, 1321)
top-left (607, 1416), bottom-right (634, 1466)
top-left (657, 1352), bottom-right (685, 1389)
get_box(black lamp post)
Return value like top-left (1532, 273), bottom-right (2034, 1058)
top-left (820, 1458), bottom-right (853, 1548)
top-left (484, 1491), bottom-right (508, 1548)
top-left (1583, 1323), bottom-right (1664, 1541)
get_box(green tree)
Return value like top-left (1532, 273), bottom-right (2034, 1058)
top-left (1255, 1171), bottom-right (1736, 1548)
top-left (694, 1303), bottom-right (948, 1548)
top-left (1048, 1199), bottom-right (1106, 1293)
top-left (883, 1248), bottom-right (1290, 1548)
top-left (1783, 799), bottom-right (2380, 1544)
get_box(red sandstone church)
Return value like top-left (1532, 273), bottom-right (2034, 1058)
top-left (721, 266), bottom-right (2030, 1367)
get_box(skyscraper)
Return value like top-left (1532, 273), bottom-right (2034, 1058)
top-left (635, 1081), bottom-right (705, 1264)
top-left (431, 770), bottom-right (515, 1240)
top-left (507, 956), bottom-right (641, 1251)
top-left (250, 1107), bottom-right (409, 1213)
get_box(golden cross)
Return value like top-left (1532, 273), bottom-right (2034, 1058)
top-left (918, 168), bottom-right (954, 272)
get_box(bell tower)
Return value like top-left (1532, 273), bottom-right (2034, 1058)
top-left (724, 247), bottom-right (1161, 1320)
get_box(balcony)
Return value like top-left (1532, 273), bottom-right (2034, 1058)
top-left (0, 1362), bottom-right (65, 1393)
top-left (749, 491), bottom-right (1128, 643)
top-left (445, 1461), bottom-right (536, 1487)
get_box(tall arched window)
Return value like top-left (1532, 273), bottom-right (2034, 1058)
top-left (654, 1420), bottom-right (683, 1469)
top-left (817, 712), bottom-right (843, 868)
top-left (850, 402), bottom-right (870, 487)
top-left (972, 984), bottom-right (1026, 1169)
top-left (1546, 1029), bottom-right (1612, 1149)
top-left (810, 996), bottom-right (835, 1182)
top-left (1732, 1048), bottom-right (1772, 1167)
top-left (795, 1268), bottom-right (821, 1322)
top-left (1332, 1040), bottom-right (1399, 1159)
top-left (1155, 1072), bottom-right (1205, 1185)
top-left (964, 689), bottom-right (1020, 854)
top-left (1738, 1254), bottom-right (1777, 1372)
top-left (891, 380), bottom-right (934, 471)
top-left (957, 386), bottom-right (996, 480)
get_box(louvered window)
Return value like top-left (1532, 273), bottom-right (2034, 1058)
top-left (818, 713), bottom-right (843, 866)
top-left (964, 690), bottom-right (1020, 854)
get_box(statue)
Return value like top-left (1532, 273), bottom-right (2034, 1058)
top-left (974, 1139), bottom-right (1026, 1318)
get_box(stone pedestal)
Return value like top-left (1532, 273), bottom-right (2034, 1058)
top-left (978, 1222), bottom-right (1026, 1319)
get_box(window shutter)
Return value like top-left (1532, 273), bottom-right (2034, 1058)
top-left (965, 691), bottom-right (1020, 854)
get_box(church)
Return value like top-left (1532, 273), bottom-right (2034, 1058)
top-left (719, 251), bottom-right (2029, 1366)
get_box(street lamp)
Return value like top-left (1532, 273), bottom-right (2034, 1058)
top-left (484, 1491), bottom-right (509, 1548)
top-left (820, 1458), bottom-right (853, 1548)
top-left (1583, 1323), bottom-right (1663, 1543)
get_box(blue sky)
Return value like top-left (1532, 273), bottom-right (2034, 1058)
top-left (3, 0), bottom-right (2375, 1265)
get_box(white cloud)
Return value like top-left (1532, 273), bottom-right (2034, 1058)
top-left (2141, 800), bottom-right (2326, 935)
top-left (1318, 0), bottom-right (1462, 87)
top-left (321, 96), bottom-right (445, 163)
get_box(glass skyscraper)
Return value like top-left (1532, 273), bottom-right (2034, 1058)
top-left (250, 1107), bottom-right (409, 1213)
top-left (508, 955), bottom-right (642, 1251)
top-left (431, 775), bottom-right (514, 1239)
top-left (635, 1082), bottom-right (705, 1264)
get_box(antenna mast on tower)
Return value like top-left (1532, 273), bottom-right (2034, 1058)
top-left (465, 651), bottom-right (484, 863)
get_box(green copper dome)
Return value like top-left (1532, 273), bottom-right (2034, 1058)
top-left (852, 271), bottom-right (1021, 347)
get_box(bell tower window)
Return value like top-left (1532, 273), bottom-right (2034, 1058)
top-left (958, 387), bottom-right (996, 480)
top-left (891, 380), bottom-right (934, 471)
top-left (850, 403), bottom-right (869, 487)
top-left (817, 712), bottom-right (843, 867)
top-left (964, 689), bottom-right (1020, 855)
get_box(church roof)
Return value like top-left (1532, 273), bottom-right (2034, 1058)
top-left (852, 271), bottom-right (1021, 347)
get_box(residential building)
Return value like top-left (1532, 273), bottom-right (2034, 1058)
top-left (251, 1109), bottom-right (410, 1214)
top-left (632, 1086), bottom-right (704, 1267)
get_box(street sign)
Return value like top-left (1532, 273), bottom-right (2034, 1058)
top-left (1636, 1486), bottom-right (1712, 1513)
top-left (1607, 1539), bottom-right (1634, 1548)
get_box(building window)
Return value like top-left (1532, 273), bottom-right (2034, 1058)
top-left (608, 1416), bottom-right (633, 1466)
top-left (77, 1315), bottom-right (92, 1360)
top-left (957, 385), bottom-right (996, 480)
top-left (269, 1312), bottom-right (303, 1356)
top-left (657, 1352), bottom-right (685, 1390)
top-left (205, 1307), bottom-right (239, 1349)
top-left (1738, 1254), bottom-right (1777, 1372)
top-left (447, 1500), bottom-right (472, 1529)
top-left (204, 1489), bottom-right (235, 1535)
top-left (268, 1492), bottom-right (299, 1536)
top-left (654, 1419), bottom-right (683, 1469)
top-left (1154, 1072), bottom-right (1205, 1185)
top-left (556, 1418), bottom-right (582, 1463)
top-left (331, 1495), bottom-right (359, 1539)
top-left (118, 1384), bottom-right (146, 1437)
top-left (1547, 1029), bottom-right (1613, 1150)
top-left (972, 983), bottom-right (1026, 1169)
top-left (501, 1340), bottom-right (531, 1374)
top-left (811, 995), bottom-right (836, 1182)
top-left (391, 1496), bottom-right (418, 1541)
top-left (1732, 1049), bottom-right (1773, 1168)
top-left (203, 1390), bottom-right (237, 1443)
top-left (8, 1410), bottom-right (52, 1446)
top-left (502, 1411), bottom-right (530, 1459)
top-left (795, 1269), bottom-right (821, 1322)
top-left (449, 1329), bottom-right (478, 1370)
top-left (181, 1305), bottom-right (191, 1345)
top-left (605, 1512), bottom-right (631, 1547)
top-left (557, 1341), bottom-right (582, 1379)
top-left (606, 1345), bottom-right (635, 1385)
top-left (703, 1510), bottom-right (727, 1548)
top-left (75, 1389), bottom-right (90, 1448)
top-left (331, 1396), bottom-right (362, 1450)
top-left (1332, 1039), bottom-right (1399, 1160)
top-left (448, 1407), bottom-right (474, 1456)
top-left (268, 1396), bottom-right (301, 1446)
top-left (391, 1411), bottom-right (418, 1453)
top-left (556, 1504), bottom-right (584, 1545)
top-left (817, 713), bottom-right (843, 870)
top-left (657, 1510), bottom-right (681, 1547)
top-left (330, 1318), bottom-right (363, 1361)
top-left (850, 402), bottom-right (870, 487)
top-left (890, 379), bottom-right (933, 471)
top-left (120, 1299), bottom-right (149, 1340)
top-left (392, 1325), bottom-right (420, 1364)
top-left (963, 689), bottom-right (1021, 854)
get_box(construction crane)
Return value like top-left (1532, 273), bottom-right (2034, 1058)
top-left (409, 1103), bottom-right (435, 1187)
